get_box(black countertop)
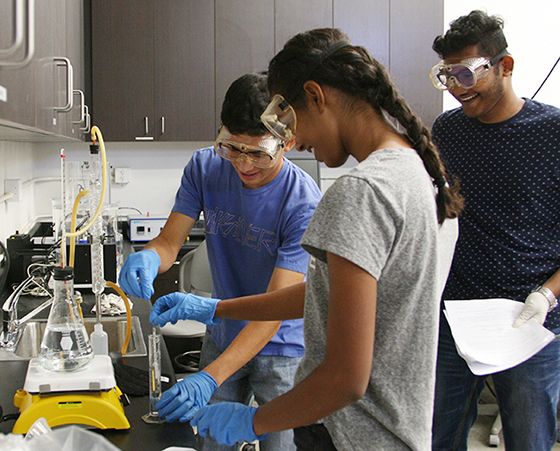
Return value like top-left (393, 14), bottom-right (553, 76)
top-left (0, 292), bottom-right (198, 450)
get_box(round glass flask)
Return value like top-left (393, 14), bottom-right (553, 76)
top-left (38, 267), bottom-right (94, 371)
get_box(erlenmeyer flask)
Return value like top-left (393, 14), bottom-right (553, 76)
top-left (38, 267), bottom-right (93, 371)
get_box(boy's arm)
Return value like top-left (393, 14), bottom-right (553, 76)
top-left (203, 267), bottom-right (304, 385)
top-left (145, 212), bottom-right (196, 272)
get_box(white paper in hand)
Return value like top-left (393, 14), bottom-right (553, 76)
top-left (444, 298), bottom-right (555, 375)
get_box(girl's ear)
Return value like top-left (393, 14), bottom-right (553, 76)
top-left (303, 81), bottom-right (326, 113)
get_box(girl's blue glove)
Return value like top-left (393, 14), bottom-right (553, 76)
top-left (157, 371), bottom-right (218, 422)
top-left (118, 249), bottom-right (160, 300)
top-left (191, 402), bottom-right (268, 446)
top-left (149, 292), bottom-right (221, 326)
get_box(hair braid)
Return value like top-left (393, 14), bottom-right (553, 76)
top-left (366, 60), bottom-right (463, 222)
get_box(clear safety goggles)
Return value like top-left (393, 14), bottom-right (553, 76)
top-left (260, 94), bottom-right (297, 142)
top-left (429, 49), bottom-right (507, 90)
top-left (214, 127), bottom-right (285, 169)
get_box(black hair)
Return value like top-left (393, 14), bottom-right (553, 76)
top-left (433, 10), bottom-right (508, 58)
top-left (268, 28), bottom-right (463, 223)
top-left (220, 72), bottom-right (270, 136)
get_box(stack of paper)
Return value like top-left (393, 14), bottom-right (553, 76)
top-left (444, 298), bottom-right (555, 375)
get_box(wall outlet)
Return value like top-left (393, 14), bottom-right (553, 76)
top-left (112, 167), bottom-right (131, 185)
top-left (4, 178), bottom-right (21, 202)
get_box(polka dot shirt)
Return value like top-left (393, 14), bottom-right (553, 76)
top-left (433, 99), bottom-right (560, 330)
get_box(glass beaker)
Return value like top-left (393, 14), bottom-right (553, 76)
top-left (38, 267), bottom-right (94, 372)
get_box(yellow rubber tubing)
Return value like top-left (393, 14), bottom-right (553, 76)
top-left (106, 281), bottom-right (132, 356)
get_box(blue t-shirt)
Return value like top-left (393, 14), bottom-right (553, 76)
top-left (433, 99), bottom-right (560, 330)
top-left (172, 147), bottom-right (322, 356)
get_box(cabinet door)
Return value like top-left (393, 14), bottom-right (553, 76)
top-left (0, 0), bottom-right (35, 127)
top-left (91, 0), bottom-right (155, 141)
top-left (154, 0), bottom-right (215, 141)
top-left (64, 0), bottom-right (85, 140)
top-left (274, 0), bottom-right (333, 52)
top-left (215, 0), bottom-right (274, 132)
top-left (34, 0), bottom-right (66, 135)
top-left (389, 0), bottom-right (443, 126)
top-left (333, 0), bottom-right (389, 67)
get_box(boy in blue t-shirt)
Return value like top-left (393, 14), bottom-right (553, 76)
top-left (119, 73), bottom-right (321, 450)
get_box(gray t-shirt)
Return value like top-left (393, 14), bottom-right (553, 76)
top-left (298, 148), bottom-right (458, 450)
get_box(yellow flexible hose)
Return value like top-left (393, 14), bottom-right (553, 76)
top-left (64, 125), bottom-right (107, 239)
top-left (68, 188), bottom-right (89, 268)
top-left (106, 281), bottom-right (132, 356)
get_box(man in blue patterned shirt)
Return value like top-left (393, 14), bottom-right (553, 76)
top-left (429, 10), bottom-right (560, 451)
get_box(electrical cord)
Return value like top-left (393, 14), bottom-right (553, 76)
top-left (0, 405), bottom-right (20, 423)
top-left (531, 56), bottom-right (559, 99)
top-left (118, 206), bottom-right (143, 215)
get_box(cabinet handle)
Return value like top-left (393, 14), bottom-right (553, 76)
top-left (0, 0), bottom-right (35, 68)
top-left (72, 89), bottom-right (85, 124)
top-left (161, 116), bottom-right (165, 135)
top-left (135, 116), bottom-right (154, 140)
top-left (0, 0), bottom-right (25, 59)
top-left (80, 105), bottom-right (90, 134)
top-left (53, 57), bottom-right (74, 112)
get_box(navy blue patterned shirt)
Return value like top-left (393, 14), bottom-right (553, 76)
top-left (433, 99), bottom-right (560, 330)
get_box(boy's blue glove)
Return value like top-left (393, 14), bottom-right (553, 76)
top-left (118, 249), bottom-right (160, 300)
top-left (157, 371), bottom-right (218, 422)
top-left (150, 292), bottom-right (221, 326)
top-left (191, 402), bottom-right (268, 446)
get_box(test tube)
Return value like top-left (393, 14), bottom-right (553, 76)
top-left (142, 327), bottom-right (165, 424)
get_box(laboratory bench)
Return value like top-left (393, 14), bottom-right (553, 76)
top-left (0, 292), bottom-right (199, 450)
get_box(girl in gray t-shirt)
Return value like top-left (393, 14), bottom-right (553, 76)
top-left (158, 28), bottom-right (463, 450)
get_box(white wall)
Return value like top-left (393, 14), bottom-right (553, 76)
top-left (0, 141), bottom-right (35, 242)
top-left (443, 1), bottom-right (560, 110)
top-left (29, 141), bottom-right (206, 221)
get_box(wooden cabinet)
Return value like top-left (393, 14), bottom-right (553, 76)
top-left (0, 0), bottom-right (86, 140)
top-left (91, 0), bottom-right (154, 142)
top-left (90, 0), bottom-right (443, 141)
top-left (0, 0), bottom-right (35, 127)
top-left (214, 0), bottom-right (274, 132)
top-left (274, 0), bottom-right (333, 52)
top-left (91, 0), bottom-right (215, 142)
top-left (155, 0), bottom-right (215, 141)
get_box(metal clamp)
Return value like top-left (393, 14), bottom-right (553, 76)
top-left (53, 57), bottom-right (74, 112)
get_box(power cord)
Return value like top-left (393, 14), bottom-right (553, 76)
top-left (531, 56), bottom-right (559, 99)
top-left (0, 405), bottom-right (19, 423)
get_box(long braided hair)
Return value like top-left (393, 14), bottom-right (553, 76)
top-left (268, 28), bottom-right (463, 223)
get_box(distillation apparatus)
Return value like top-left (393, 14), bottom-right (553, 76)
top-left (12, 126), bottom-right (130, 434)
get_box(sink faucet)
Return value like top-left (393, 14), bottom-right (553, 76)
top-left (1, 275), bottom-right (53, 351)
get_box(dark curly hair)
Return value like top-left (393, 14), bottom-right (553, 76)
top-left (433, 10), bottom-right (508, 58)
top-left (268, 28), bottom-right (463, 223)
top-left (220, 72), bottom-right (270, 136)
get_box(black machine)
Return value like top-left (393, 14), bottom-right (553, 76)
top-left (6, 223), bottom-right (117, 289)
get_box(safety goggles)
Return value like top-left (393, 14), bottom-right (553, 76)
top-left (260, 94), bottom-right (297, 142)
top-left (429, 49), bottom-right (508, 90)
top-left (214, 127), bottom-right (285, 169)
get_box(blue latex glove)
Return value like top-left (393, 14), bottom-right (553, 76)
top-left (150, 292), bottom-right (220, 327)
top-left (157, 371), bottom-right (218, 422)
top-left (191, 402), bottom-right (268, 446)
top-left (118, 249), bottom-right (160, 300)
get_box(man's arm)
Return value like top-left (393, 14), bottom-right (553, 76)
top-left (543, 269), bottom-right (560, 297)
top-left (145, 212), bottom-right (196, 272)
top-left (204, 267), bottom-right (304, 385)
